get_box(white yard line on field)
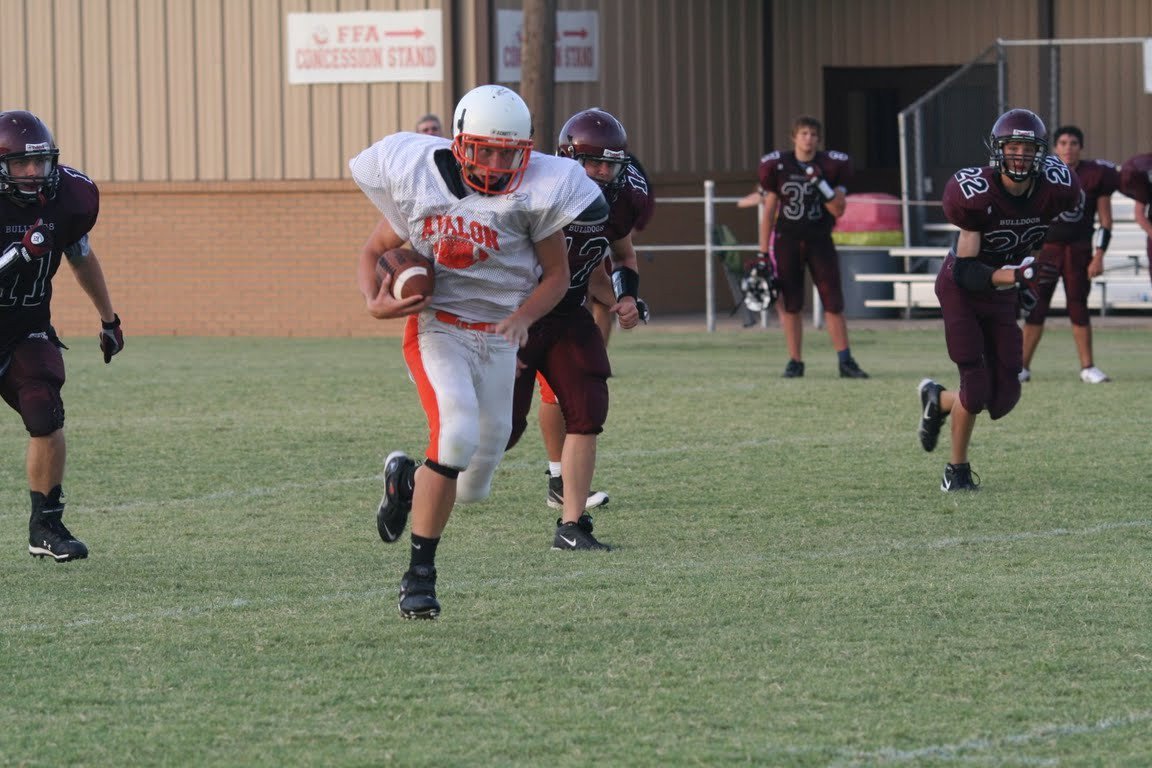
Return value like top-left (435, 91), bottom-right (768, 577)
top-left (829, 709), bottom-right (1152, 766)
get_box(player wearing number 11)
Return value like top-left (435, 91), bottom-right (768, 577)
top-left (0, 110), bottom-right (124, 562)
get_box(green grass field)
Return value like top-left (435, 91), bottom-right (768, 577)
top-left (2, 322), bottom-right (1150, 766)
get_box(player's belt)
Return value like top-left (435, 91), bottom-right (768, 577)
top-left (434, 311), bottom-right (499, 334)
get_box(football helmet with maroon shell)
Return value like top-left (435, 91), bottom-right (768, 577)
top-left (0, 110), bottom-right (60, 205)
top-left (557, 108), bottom-right (630, 191)
top-left (987, 109), bottom-right (1048, 183)
top-left (451, 85), bottom-right (534, 196)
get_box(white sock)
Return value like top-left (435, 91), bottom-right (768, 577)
top-left (548, 461), bottom-right (562, 478)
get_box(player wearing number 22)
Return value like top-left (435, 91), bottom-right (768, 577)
top-left (349, 85), bottom-right (604, 619)
top-left (0, 110), bottom-right (124, 563)
top-left (917, 109), bottom-right (1080, 492)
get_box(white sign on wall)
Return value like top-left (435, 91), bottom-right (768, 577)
top-left (495, 10), bottom-right (599, 83)
top-left (1145, 38), bottom-right (1152, 94)
top-left (287, 11), bottom-right (443, 84)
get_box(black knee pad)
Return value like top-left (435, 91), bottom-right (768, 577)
top-left (956, 363), bottom-right (990, 415)
top-left (987, 380), bottom-right (1022, 421)
top-left (21, 383), bottom-right (65, 437)
top-left (423, 458), bottom-right (460, 480)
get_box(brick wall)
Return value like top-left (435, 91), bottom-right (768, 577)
top-left (48, 177), bottom-right (757, 339)
top-left (49, 180), bottom-right (399, 339)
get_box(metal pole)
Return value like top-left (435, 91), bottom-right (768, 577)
top-left (898, 110), bottom-right (910, 249)
top-left (996, 42), bottom-right (1007, 113)
top-left (704, 179), bottom-right (716, 333)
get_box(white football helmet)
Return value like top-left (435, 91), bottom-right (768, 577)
top-left (451, 85), bottom-right (534, 195)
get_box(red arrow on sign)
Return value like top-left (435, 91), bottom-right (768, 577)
top-left (562, 28), bottom-right (588, 39)
top-left (385, 28), bottom-right (425, 39)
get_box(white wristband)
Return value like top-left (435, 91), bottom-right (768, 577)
top-left (816, 179), bottom-right (835, 201)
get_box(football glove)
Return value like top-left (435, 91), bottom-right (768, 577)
top-left (99, 314), bottom-right (124, 364)
top-left (635, 298), bottom-right (650, 324)
top-left (0, 218), bottom-right (53, 278)
top-left (1008, 256), bottom-right (1058, 288)
top-left (804, 165), bottom-right (836, 201)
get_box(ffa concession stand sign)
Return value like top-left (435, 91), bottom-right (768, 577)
top-left (495, 10), bottom-right (599, 83)
top-left (287, 11), bottom-right (443, 84)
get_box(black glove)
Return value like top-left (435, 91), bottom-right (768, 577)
top-left (635, 298), bottom-right (650, 324)
top-left (0, 218), bottom-right (53, 278)
top-left (21, 219), bottom-right (53, 258)
top-left (99, 314), bottom-right (124, 364)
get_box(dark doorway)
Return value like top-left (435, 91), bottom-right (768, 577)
top-left (823, 66), bottom-right (975, 196)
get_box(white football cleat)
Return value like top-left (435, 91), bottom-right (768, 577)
top-left (1079, 366), bottom-right (1110, 384)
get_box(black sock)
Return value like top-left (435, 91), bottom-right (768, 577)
top-left (410, 534), bottom-right (439, 569)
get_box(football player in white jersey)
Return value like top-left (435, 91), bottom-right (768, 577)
top-left (350, 85), bottom-right (605, 619)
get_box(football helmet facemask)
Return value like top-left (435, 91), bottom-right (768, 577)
top-left (987, 108), bottom-right (1048, 183)
top-left (741, 258), bottom-right (780, 313)
top-left (0, 110), bottom-right (60, 205)
top-left (557, 108), bottom-right (630, 191)
top-left (451, 85), bottom-right (534, 195)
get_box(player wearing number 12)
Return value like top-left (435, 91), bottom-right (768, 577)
top-left (917, 109), bottom-right (1080, 492)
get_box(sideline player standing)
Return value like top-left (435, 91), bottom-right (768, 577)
top-left (1119, 151), bottom-right (1152, 286)
top-left (757, 116), bottom-right (868, 379)
top-left (505, 108), bottom-right (653, 550)
top-left (917, 109), bottom-right (1080, 491)
top-left (350, 85), bottom-right (603, 619)
top-left (1020, 125), bottom-right (1117, 384)
top-left (0, 110), bottom-right (124, 561)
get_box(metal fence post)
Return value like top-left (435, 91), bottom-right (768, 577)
top-left (705, 179), bottom-right (716, 332)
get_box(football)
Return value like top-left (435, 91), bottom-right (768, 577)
top-left (377, 248), bottom-right (435, 300)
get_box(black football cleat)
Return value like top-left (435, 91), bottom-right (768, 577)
top-left (941, 462), bottom-right (980, 492)
top-left (782, 359), bottom-right (805, 378)
top-left (377, 451), bottom-right (415, 543)
top-left (545, 471), bottom-right (609, 511)
top-left (552, 521), bottom-right (611, 551)
top-left (555, 513), bottom-right (594, 534)
top-left (398, 564), bottom-right (440, 620)
top-left (838, 357), bottom-right (869, 379)
top-left (28, 510), bottom-right (88, 562)
top-left (917, 378), bottom-right (946, 453)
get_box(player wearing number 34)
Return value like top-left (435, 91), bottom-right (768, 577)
top-left (916, 109), bottom-right (1080, 493)
top-left (0, 110), bottom-right (124, 563)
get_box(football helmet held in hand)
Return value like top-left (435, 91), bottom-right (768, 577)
top-left (740, 258), bottom-right (780, 313)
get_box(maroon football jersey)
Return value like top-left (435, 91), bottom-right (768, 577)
top-left (758, 149), bottom-right (852, 236)
top-left (942, 155), bottom-right (1081, 267)
top-left (1119, 153), bottom-right (1152, 205)
top-left (555, 160), bottom-right (654, 314)
top-left (1, 166), bottom-right (100, 353)
top-left (1045, 159), bottom-right (1119, 243)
